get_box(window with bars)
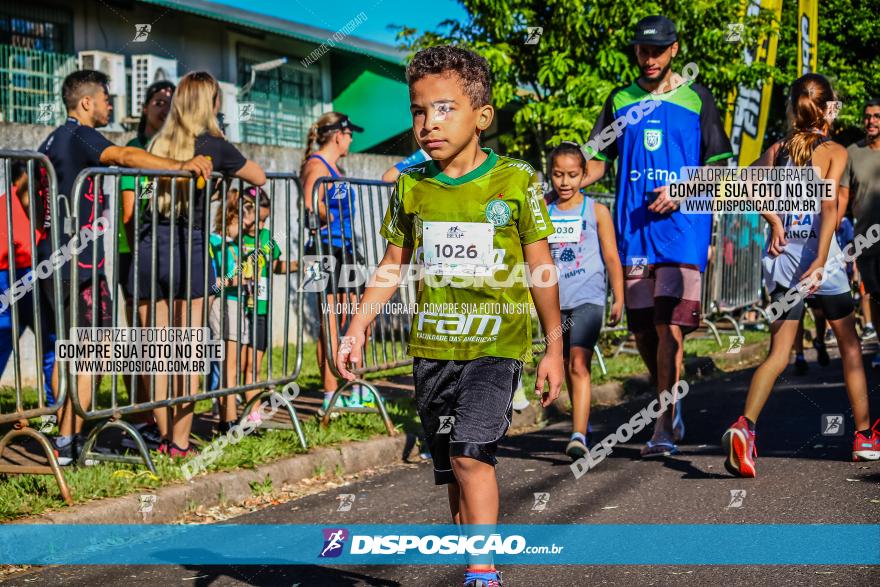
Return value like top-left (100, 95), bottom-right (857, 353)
top-left (0, 6), bottom-right (69, 53)
top-left (237, 46), bottom-right (323, 148)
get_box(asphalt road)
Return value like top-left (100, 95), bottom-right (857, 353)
top-left (6, 344), bottom-right (880, 586)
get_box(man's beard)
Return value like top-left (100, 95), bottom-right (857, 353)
top-left (640, 61), bottom-right (672, 83)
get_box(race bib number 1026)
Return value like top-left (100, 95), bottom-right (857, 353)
top-left (422, 221), bottom-right (495, 276)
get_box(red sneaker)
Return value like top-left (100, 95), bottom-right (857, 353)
top-left (158, 440), bottom-right (198, 459)
top-left (722, 416), bottom-right (757, 478)
top-left (852, 421), bottom-right (880, 461)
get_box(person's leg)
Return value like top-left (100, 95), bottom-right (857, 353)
top-left (643, 264), bottom-right (702, 453)
top-left (814, 307), bottom-right (828, 342)
top-left (743, 319), bottom-right (801, 423)
top-left (221, 340), bottom-right (238, 424)
top-left (170, 297), bottom-right (203, 450)
top-left (830, 313), bottom-right (870, 431)
top-left (568, 346), bottom-right (593, 438)
top-left (59, 278), bottom-right (111, 438)
top-left (451, 457), bottom-right (499, 529)
top-left (634, 329), bottom-right (659, 385)
top-left (794, 316), bottom-right (805, 355)
top-left (624, 265), bottom-right (659, 385)
top-left (318, 293), bottom-right (338, 393)
top-left (139, 299), bottom-right (171, 438)
top-left (447, 483), bottom-right (462, 525)
top-left (861, 291), bottom-right (873, 331)
top-left (650, 323), bottom-right (684, 442)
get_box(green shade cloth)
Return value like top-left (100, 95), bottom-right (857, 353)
top-left (332, 70), bottom-right (411, 153)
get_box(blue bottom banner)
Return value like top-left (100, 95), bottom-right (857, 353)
top-left (1, 524), bottom-right (878, 565)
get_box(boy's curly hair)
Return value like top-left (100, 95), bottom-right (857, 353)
top-left (406, 46), bottom-right (492, 108)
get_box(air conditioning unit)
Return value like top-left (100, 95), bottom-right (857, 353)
top-left (78, 50), bottom-right (127, 125)
top-left (131, 54), bottom-right (178, 117)
top-left (217, 81), bottom-right (240, 142)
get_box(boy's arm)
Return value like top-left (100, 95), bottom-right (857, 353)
top-left (595, 203), bottom-right (624, 325)
top-left (523, 239), bottom-right (564, 407)
top-left (337, 244), bottom-right (413, 380)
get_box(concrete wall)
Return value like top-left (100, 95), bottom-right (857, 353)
top-left (1, 122), bottom-right (399, 387)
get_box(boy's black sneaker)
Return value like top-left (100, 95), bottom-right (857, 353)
top-left (121, 423), bottom-right (163, 450)
top-left (53, 434), bottom-right (116, 466)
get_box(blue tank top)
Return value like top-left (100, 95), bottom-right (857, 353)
top-left (310, 154), bottom-right (355, 251)
top-left (548, 196), bottom-right (607, 309)
top-left (761, 140), bottom-right (849, 295)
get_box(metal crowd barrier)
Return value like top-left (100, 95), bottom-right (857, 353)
top-left (310, 177), bottom-right (402, 433)
top-left (0, 150), bottom-right (72, 504)
top-left (61, 168), bottom-right (306, 472)
top-left (700, 212), bottom-right (768, 345)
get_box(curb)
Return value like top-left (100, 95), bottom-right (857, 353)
top-left (19, 434), bottom-right (407, 525)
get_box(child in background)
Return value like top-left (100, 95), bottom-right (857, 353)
top-left (209, 188), bottom-right (256, 434)
top-left (0, 163), bottom-right (56, 407)
top-left (238, 187), bottom-right (296, 423)
top-left (545, 142), bottom-right (624, 460)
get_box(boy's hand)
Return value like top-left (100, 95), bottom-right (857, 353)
top-left (534, 352), bottom-right (564, 407)
top-left (336, 330), bottom-right (366, 381)
top-left (607, 301), bottom-right (623, 326)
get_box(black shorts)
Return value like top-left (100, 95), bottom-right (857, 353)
top-left (561, 302), bottom-right (604, 357)
top-left (770, 285), bottom-right (853, 322)
top-left (857, 255), bottom-right (880, 298)
top-left (247, 313), bottom-right (269, 352)
top-left (126, 224), bottom-right (215, 300)
top-left (413, 356), bottom-right (522, 485)
top-left (116, 251), bottom-right (133, 295)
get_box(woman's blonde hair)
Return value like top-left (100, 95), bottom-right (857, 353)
top-left (301, 111), bottom-right (347, 175)
top-left (149, 71), bottom-right (223, 218)
top-left (783, 73), bottom-right (837, 166)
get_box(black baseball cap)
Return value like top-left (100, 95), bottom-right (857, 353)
top-left (318, 115), bottom-right (364, 134)
top-left (630, 15), bottom-right (678, 46)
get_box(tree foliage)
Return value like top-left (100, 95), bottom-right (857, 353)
top-left (395, 1), bottom-right (878, 170)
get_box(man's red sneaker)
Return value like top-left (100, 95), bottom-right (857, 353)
top-left (722, 416), bottom-right (757, 478)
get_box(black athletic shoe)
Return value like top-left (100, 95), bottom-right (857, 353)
top-left (121, 423), bottom-right (162, 450)
top-left (794, 356), bottom-right (809, 375)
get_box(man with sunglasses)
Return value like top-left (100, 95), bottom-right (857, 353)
top-left (842, 99), bottom-right (880, 366)
top-left (581, 15), bottom-right (732, 457)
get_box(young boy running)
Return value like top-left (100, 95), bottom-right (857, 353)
top-left (336, 46), bottom-right (563, 587)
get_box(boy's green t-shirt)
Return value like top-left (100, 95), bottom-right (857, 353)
top-left (209, 232), bottom-right (243, 301)
top-left (243, 228), bottom-right (281, 315)
top-left (380, 148), bottom-right (554, 361)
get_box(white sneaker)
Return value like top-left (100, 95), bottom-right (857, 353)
top-left (511, 386), bottom-right (530, 411)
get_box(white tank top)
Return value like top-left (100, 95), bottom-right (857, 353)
top-left (761, 141), bottom-right (850, 295)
